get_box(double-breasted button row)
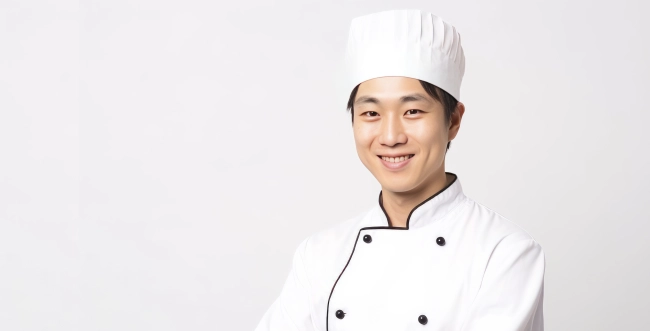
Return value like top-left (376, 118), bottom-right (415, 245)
top-left (340, 234), bottom-right (441, 326)
top-left (334, 310), bottom-right (428, 325)
top-left (362, 234), bottom-right (446, 246)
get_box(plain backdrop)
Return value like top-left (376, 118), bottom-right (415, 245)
top-left (1, 0), bottom-right (649, 330)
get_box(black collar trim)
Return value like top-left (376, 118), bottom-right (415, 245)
top-left (378, 172), bottom-right (458, 229)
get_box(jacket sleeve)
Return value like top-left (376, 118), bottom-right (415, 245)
top-left (460, 233), bottom-right (546, 331)
top-left (254, 237), bottom-right (317, 331)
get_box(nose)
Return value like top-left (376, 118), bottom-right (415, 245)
top-left (377, 113), bottom-right (407, 147)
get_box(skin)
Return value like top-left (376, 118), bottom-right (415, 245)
top-left (352, 76), bottom-right (465, 228)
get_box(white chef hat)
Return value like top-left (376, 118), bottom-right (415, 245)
top-left (341, 9), bottom-right (465, 109)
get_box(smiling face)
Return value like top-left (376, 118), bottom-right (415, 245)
top-left (352, 76), bottom-right (463, 194)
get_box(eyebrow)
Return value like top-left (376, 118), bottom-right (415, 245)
top-left (354, 93), bottom-right (432, 106)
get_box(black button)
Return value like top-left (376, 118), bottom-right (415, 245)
top-left (436, 237), bottom-right (446, 246)
top-left (418, 314), bottom-right (428, 325)
top-left (335, 309), bottom-right (346, 319)
top-left (363, 234), bottom-right (372, 243)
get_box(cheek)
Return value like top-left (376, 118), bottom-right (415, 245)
top-left (408, 121), bottom-right (447, 150)
top-left (353, 124), bottom-right (374, 147)
top-left (353, 125), bottom-right (377, 161)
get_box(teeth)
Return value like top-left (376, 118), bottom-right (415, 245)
top-left (381, 155), bottom-right (413, 163)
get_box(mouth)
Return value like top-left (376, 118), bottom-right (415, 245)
top-left (377, 154), bottom-right (415, 163)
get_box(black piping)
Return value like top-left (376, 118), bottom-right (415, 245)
top-left (325, 172), bottom-right (458, 330)
top-left (379, 172), bottom-right (458, 229)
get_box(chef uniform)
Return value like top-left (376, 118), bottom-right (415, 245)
top-left (255, 9), bottom-right (545, 331)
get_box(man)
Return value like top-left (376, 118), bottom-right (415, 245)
top-left (255, 9), bottom-right (545, 331)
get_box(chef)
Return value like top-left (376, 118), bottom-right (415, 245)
top-left (254, 9), bottom-right (545, 331)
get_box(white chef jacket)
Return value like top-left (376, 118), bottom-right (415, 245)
top-left (255, 172), bottom-right (545, 331)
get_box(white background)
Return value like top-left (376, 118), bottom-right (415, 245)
top-left (1, 0), bottom-right (649, 330)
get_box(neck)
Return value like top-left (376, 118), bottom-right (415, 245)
top-left (380, 169), bottom-right (451, 228)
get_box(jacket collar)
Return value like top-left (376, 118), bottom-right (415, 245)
top-left (375, 172), bottom-right (465, 229)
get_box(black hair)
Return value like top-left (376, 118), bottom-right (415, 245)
top-left (346, 80), bottom-right (459, 151)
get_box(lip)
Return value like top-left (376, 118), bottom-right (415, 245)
top-left (378, 154), bottom-right (414, 171)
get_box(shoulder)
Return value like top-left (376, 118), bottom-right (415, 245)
top-left (461, 196), bottom-right (544, 253)
top-left (457, 198), bottom-right (546, 280)
top-left (292, 207), bottom-right (375, 281)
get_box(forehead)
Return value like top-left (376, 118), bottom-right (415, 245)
top-left (355, 76), bottom-right (434, 106)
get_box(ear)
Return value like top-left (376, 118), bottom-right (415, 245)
top-left (448, 101), bottom-right (465, 141)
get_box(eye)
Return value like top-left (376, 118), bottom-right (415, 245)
top-left (360, 111), bottom-right (379, 117)
top-left (405, 109), bottom-right (423, 115)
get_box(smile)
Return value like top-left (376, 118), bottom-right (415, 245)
top-left (377, 154), bottom-right (415, 170)
top-left (378, 154), bottom-right (415, 163)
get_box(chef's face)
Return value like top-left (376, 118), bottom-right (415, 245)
top-left (352, 76), bottom-right (462, 193)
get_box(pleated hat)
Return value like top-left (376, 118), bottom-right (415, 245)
top-left (341, 9), bottom-right (465, 109)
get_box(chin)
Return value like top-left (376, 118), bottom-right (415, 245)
top-left (377, 176), bottom-right (418, 193)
